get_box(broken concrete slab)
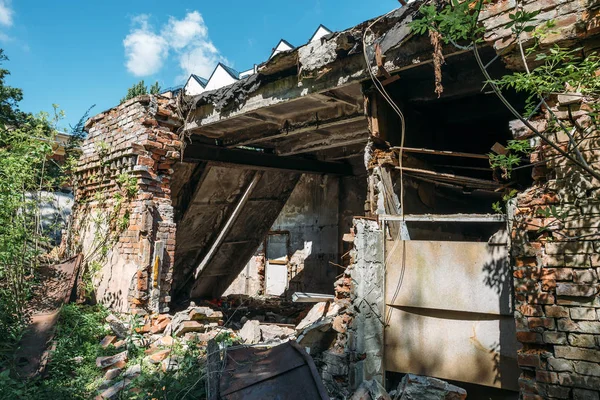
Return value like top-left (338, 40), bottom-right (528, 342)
top-left (395, 374), bottom-right (467, 400)
top-left (239, 320), bottom-right (262, 344)
top-left (259, 324), bottom-right (294, 343)
top-left (189, 307), bottom-right (224, 321)
top-left (174, 320), bottom-right (205, 337)
top-left (351, 379), bottom-right (391, 400)
top-left (106, 315), bottom-right (128, 338)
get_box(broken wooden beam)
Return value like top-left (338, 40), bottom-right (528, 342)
top-left (194, 172), bottom-right (263, 279)
top-left (229, 115), bottom-right (366, 148)
top-left (379, 213), bottom-right (506, 223)
top-left (392, 146), bottom-right (489, 160)
top-left (183, 144), bottom-right (353, 176)
top-left (397, 166), bottom-right (501, 188)
top-left (292, 292), bottom-right (336, 303)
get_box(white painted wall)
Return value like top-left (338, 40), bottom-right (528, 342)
top-left (310, 26), bottom-right (332, 42)
top-left (269, 40), bottom-right (294, 59)
top-left (184, 77), bottom-right (206, 96)
top-left (204, 65), bottom-right (239, 91)
top-left (239, 65), bottom-right (257, 79)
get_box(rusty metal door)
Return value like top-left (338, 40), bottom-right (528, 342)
top-left (384, 239), bottom-right (519, 391)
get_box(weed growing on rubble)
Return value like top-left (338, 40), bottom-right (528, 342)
top-left (0, 304), bottom-right (207, 399)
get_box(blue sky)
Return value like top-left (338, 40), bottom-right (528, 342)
top-left (0, 0), bottom-right (396, 130)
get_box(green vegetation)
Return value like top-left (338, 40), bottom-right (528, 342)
top-left (0, 49), bottom-right (62, 366)
top-left (120, 80), bottom-right (161, 104)
top-left (410, 0), bottom-right (600, 210)
top-left (0, 304), bottom-right (207, 399)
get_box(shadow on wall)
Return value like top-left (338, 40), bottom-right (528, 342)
top-left (384, 235), bottom-right (520, 392)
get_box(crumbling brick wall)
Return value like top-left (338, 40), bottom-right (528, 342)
top-left (68, 95), bottom-right (182, 313)
top-left (325, 218), bottom-right (384, 395)
top-left (510, 96), bottom-right (600, 398)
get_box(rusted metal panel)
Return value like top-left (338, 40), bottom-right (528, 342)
top-left (384, 307), bottom-right (520, 391)
top-left (220, 341), bottom-right (329, 400)
top-left (385, 240), bottom-right (512, 315)
top-left (384, 240), bottom-right (518, 391)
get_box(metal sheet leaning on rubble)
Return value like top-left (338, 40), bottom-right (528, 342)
top-left (218, 341), bottom-right (329, 400)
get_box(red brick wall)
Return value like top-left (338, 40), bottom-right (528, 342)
top-left (510, 96), bottom-right (600, 398)
top-left (69, 95), bottom-right (182, 313)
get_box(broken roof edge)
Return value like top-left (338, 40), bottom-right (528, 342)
top-left (182, 2), bottom-right (439, 129)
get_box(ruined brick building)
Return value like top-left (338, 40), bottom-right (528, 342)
top-left (68, 0), bottom-right (600, 398)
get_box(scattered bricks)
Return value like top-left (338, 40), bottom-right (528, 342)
top-left (555, 346), bottom-right (600, 362)
top-left (574, 361), bottom-right (600, 377)
top-left (536, 370), bottom-right (559, 384)
top-left (147, 349), bottom-right (171, 364)
top-left (174, 321), bottom-right (205, 337)
top-left (100, 335), bottom-right (117, 349)
top-left (104, 368), bottom-right (122, 381)
top-left (570, 308), bottom-right (597, 321)
top-left (543, 331), bottom-right (567, 345)
top-left (573, 388), bottom-right (600, 400)
top-left (150, 318), bottom-right (170, 334)
top-left (96, 351), bottom-right (128, 369)
top-left (556, 283), bottom-right (598, 297)
top-left (568, 334), bottom-right (597, 349)
top-left (548, 357), bottom-right (574, 372)
top-left (518, 351), bottom-right (542, 368)
top-left (529, 317), bottom-right (556, 330)
top-left (545, 305), bottom-right (569, 318)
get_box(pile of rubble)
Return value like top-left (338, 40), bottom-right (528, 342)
top-left (351, 375), bottom-right (467, 400)
top-left (92, 297), bottom-right (325, 399)
top-left (92, 297), bottom-right (467, 399)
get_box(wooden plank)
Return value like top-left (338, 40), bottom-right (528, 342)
top-left (184, 144), bottom-right (353, 176)
top-left (403, 173), bottom-right (500, 193)
top-left (277, 137), bottom-right (367, 157)
top-left (207, 340), bottom-right (222, 400)
top-left (377, 167), bottom-right (402, 238)
top-left (195, 172), bottom-right (263, 279)
top-left (392, 146), bottom-right (489, 160)
top-left (379, 213), bottom-right (506, 223)
top-left (292, 292), bottom-right (335, 303)
top-left (230, 115), bottom-right (366, 147)
top-left (397, 166), bottom-right (501, 187)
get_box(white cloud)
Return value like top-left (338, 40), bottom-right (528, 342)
top-left (123, 15), bottom-right (169, 76)
top-left (163, 11), bottom-right (207, 49)
top-left (0, 0), bottom-right (13, 27)
top-left (178, 43), bottom-right (221, 79)
top-left (123, 11), bottom-right (226, 81)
